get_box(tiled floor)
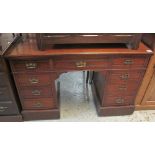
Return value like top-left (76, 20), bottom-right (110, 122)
top-left (45, 71), bottom-right (155, 122)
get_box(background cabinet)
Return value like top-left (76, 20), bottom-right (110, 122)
top-left (135, 34), bottom-right (155, 110)
top-left (0, 33), bottom-right (22, 121)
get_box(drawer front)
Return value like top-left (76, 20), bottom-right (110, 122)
top-left (22, 98), bottom-right (56, 110)
top-left (108, 70), bottom-right (145, 84)
top-left (11, 60), bottom-right (51, 72)
top-left (106, 83), bottom-right (139, 96)
top-left (103, 95), bottom-right (134, 107)
top-left (0, 60), bottom-right (4, 72)
top-left (14, 73), bottom-right (52, 86)
top-left (0, 103), bottom-right (19, 115)
top-left (0, 73), bottom-right (8, 86)
top-left (112, 56), bottom-right (149, 69)
top-left (0, 59), bottom-right (7, 72)
top-left (0, 87), bottom-right (11, 101)
top-left (19, 86), bottom-right (53, 99)
top-left (54, 59), bottom-right (110, 70)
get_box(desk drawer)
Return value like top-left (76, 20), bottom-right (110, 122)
top-left (19, 86), bottom-right (53, 99)
top-left (11, 60), bottom-right (51, 72)
top-left (0, 73), bottom-right (7, 86)
top-left (0, 60), bottom-right (4, 72)
top-left (0, 102), bottom-right (19, 115)
top-left (108, 70), bottom-right (145, 84)
top-left (14, 73), bottom-right (52, 86)
top-left (112, 56), bottom-right (149, 69)
top-left (106, 83), bottom-right (139, 96)
top-left (54, 59), bottom-right (109, 70)
top-left (103, 96), bottom-right (134, 107)
top-left (22, 98), bottom-right (56, 110)
top-left (0, 87), bottom-right (11, 101)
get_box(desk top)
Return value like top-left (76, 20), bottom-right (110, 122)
top-left (5, 35), bottom-right (153, 59)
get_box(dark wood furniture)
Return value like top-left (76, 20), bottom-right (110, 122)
top-left (36, 33), bottom-right (142, 50)
top-left (142, 34), bottom-right (155, 51)
top-left (135, 34), bottom-right (155, 110)
top-left (5, 36), bottom-right (152, 121)
top-left (0, 33), bottom-right (22, 121)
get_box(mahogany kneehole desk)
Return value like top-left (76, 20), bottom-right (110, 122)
top-left (5, 38), bottom-right (153, 121)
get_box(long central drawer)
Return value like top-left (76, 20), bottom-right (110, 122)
top-left (54, 59), bottom-right (110, 70)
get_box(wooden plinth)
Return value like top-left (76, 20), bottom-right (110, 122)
top-left (0, 115), bottom-right (23, 122)
top-left (22, 109), bottom-right (60, 121)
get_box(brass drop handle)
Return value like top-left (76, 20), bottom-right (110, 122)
top-left (32, 90), bottom-right (41, 96)
top-left (0, 106), bottom-right (8, 112)
top-left (25, 63), bottom-right (37, 69)
top-left (32, 102), bottom-right (43, 108)
top-left (120, 74), bottom-right (129, 80)
top-left (29, 78), bottom-right (39, 84)
top-left (118, 86), bottom-right (127, 90)
top-left (124, 59), bottom-right (133, 65)
top-left (76, 61), bottom-right (86, 68)
top-left (115, 98), bottom-right (124, 104)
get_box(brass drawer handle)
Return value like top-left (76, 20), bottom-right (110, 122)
top-left (118, 86), bottom-right (127, 90)
top-left (0, 106), bottom-right (8, 112)
top-left (124, 59), bottom-right (133, 65)
top-left (32, 90), bottom-right (41, 96)
top-left (76, 61), bottom-right (86, 68)
top-left (120, 74), bottom-right (129, 80)
top-left (25, 63), bottom-right (37, 69)
top-left (32, 102), bottom-right (43, 108)
top-left (115, 98), bottom-right (124, 104)
top-left (29, 78), bottom-right (39, 84)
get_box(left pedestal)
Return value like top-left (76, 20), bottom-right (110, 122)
top-left (9, 59), bottom-right (60, 121)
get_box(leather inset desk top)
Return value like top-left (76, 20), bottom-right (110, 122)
top-left (5, 36), bottom-right (153, 59)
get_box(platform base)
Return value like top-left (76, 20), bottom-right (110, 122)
top-left (22, 109), bottom-right (60, 121)
top-left (0, 115), bottom-right (23, 122)
top-left (95, 103), bottom-right (135, 116)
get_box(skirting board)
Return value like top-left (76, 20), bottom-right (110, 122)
top-left (136, 104), bottom-right (155, 110)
